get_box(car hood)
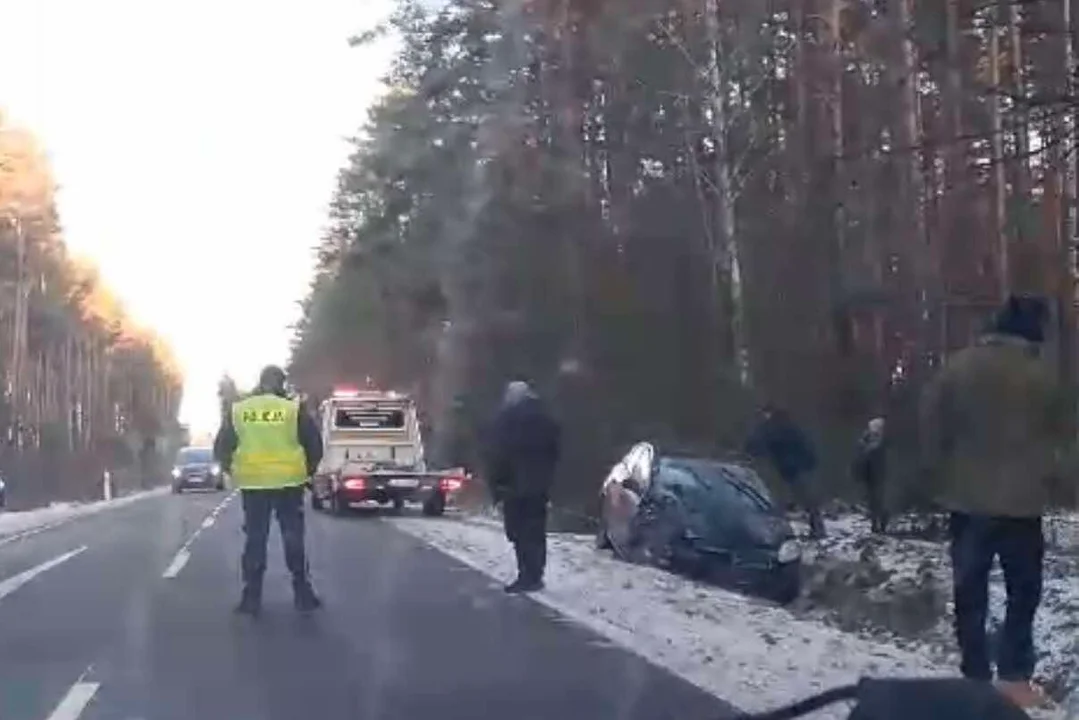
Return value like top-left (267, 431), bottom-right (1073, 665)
top-left (686, 497), bottom-right (793, 551)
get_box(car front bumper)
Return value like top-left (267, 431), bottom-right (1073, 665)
top-left (174, 474), bottom-right (224, 490)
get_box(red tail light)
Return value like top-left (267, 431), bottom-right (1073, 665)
top-left (342, 476), bottom-right (367, 490)
top-left (440, 476), bottom-right (464, 492)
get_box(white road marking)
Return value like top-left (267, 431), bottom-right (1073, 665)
top-left (161, 491), bottom-right (236, 579)
top-left (0, 521), bottom-right (67, 548)
top-left (45, 681), bottom-right (100, 720)
top-left (161, 548), bottom-right (191, 579)
top-left (0, 546), bottom-right (87, 602)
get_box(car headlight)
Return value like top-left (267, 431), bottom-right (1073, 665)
top-left (0, 478), bottom-right (6, 491)
top-left (777, 539), bottom-right (801, 564)
top-left (211, 463), bottom-right (221, 476)
top-left (171, 467), bottom-right (181, 479)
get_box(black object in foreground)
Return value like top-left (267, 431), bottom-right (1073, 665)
top-left (736, 678), bottom-right (1032, 720)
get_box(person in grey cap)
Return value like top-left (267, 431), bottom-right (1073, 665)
top-left (487, 380), bottom-right (561, 593)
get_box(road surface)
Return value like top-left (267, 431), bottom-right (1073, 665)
top-left (0, 491), bottom-right (735, 720)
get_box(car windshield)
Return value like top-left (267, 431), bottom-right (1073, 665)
top-left (176, 448), bottom-right (214, 465)
top-left (665, 458), bottom-right (775, 512)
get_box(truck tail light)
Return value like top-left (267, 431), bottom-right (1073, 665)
top-left (440, 476), bottom-right (464, 492)
top-left (343, 476), bottom-right (367, 491)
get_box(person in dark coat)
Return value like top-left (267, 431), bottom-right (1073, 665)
top-left (745, 404), bottom-right (826, 538)
top-left (920, 294), bottom-right (1065, 709)
top-left (853, 417), bottom-right (889, 533)
top-left (487, 381), bottom-right (561, 593)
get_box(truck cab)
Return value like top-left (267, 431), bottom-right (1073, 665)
top-left (310, 386), bottom-right (463, 515)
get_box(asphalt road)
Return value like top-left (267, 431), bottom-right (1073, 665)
top-left (0, 491), bottom-right (735, 720)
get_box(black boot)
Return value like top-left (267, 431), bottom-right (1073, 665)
top-left (234, 584), bottom-right (262, 617)
top-left (505, 542), bottom-right (544, 593)
top-left (294, 580), bottom-right (322, 612)
top-left (504, 577), bottom-right (544, 594)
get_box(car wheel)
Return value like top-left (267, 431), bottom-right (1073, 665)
top-left (767, 563), bottom-right (802, 605)
top-left (422, 492), bottom-right (446, 517)
top-left (595, 518), bottom-right (612, 550)
top-left (172, 485), bottom-right (182, 495)
top-left (391, 497), bottom-right (405, 514)
top-left (310, 492), bottom-right (324, 511)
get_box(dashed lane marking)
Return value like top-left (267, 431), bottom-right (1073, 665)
top-left (161, 491), bottom-right (236, 579)
top-left (44, 680), bottom-right (99, 720)
top-left (0, 546), bottom-right (88, 602)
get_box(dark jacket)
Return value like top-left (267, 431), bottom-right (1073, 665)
top-left (213, 391), bottom-right (324, 477)
top-left (487, 396), bottom-right (561, 499)
top-left (919, 333), bottom-right (1066, 517)
top-left (745, 410), bottom-right (817, 482)
top-left (853, 427), bottom-right (887, 484)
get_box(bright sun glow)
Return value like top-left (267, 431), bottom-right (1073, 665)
top-left (0, 0), bottom-right (395, 435)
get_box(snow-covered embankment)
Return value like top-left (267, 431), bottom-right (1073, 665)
top-left (387, 514), bottom-right (950, 719)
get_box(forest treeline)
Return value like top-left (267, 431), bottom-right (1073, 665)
top-left (0, 113), bottom-right (182, 506)
top-left (289, 0), bottom-right (1079, 510)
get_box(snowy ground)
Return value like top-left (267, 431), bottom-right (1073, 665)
top-left (388, 513), bottom-right (952, 719)
top-left (0, 486), bottom-right (168, 542)
top-left (794, 510), bottom-right (1079, 705)
top-left (390, 509), bottom-right (1078, 718)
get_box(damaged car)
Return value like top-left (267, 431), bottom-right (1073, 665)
top-left (596, 441), bottom-right (802, 603)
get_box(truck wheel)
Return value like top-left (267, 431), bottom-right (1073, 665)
top-left (422, 492), bottom-right (446, 517)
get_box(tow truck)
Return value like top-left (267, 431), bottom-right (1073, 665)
top-left (309, 386), bottom-right (467, 516)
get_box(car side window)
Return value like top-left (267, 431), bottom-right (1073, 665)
top-left (654, 466), bottom-right (702, 512)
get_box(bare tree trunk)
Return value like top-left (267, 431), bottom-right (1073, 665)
top-left (894, 0), bottom-right (929, 358)
top-left (989, 2), bottom-right (1008, 295)
top-left (1006, 0), bottom-right (1030, 248)
top-left (703, 0), bottom-right (749, 384)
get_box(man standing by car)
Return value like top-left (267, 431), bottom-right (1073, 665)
top-left (853, 416), bottom-right (889, 534)
top-left (745, 404), bottom-right (826, 538)
top-left (214, 365), bottom-right (323, 616)
top-left (487, 380), bottom-right (561, 594)
top-left (920, 294), bottom-right (1065, 709)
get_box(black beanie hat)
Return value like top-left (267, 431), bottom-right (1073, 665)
top-left (992, 294), bottom-right (1049, 344)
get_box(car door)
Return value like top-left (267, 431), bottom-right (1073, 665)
top-left (603, 442), bottom-right (655, 558)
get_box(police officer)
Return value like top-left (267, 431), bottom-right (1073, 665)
top-left (213, 365), bottom-right (323, 616)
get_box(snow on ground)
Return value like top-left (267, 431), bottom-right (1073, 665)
top-left (0, 487), bottom-right (168, 541)
top-left (388, 513), bottom-right (952, 719)
top-left (794, 510), bottom-right (1079, 706)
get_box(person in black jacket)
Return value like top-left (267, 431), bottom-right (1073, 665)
top-left (745, 404), bottom-right (826, 538)
top-left (488, 381), bottom-right (561, 593)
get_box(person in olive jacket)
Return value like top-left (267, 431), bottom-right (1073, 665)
top-left (920, 294), bottom-right (1067, 709)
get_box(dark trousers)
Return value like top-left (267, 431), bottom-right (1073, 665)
top-left (949, 512), bottom-right (1044, 681)
top-left (862, 473), bottom-right (888, 533)
top-left (786, 473), bottom-right (825, 538)
top-left (503, 494), bottom-right (548, 583)
top-left (241, 487), bottom-right (309, 596)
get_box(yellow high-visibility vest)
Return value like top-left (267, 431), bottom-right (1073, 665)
top-left (230, 394), bottom-right (307, 490)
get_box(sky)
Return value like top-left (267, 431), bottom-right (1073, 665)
top-left (0, 0), bottom-right (396, 435)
